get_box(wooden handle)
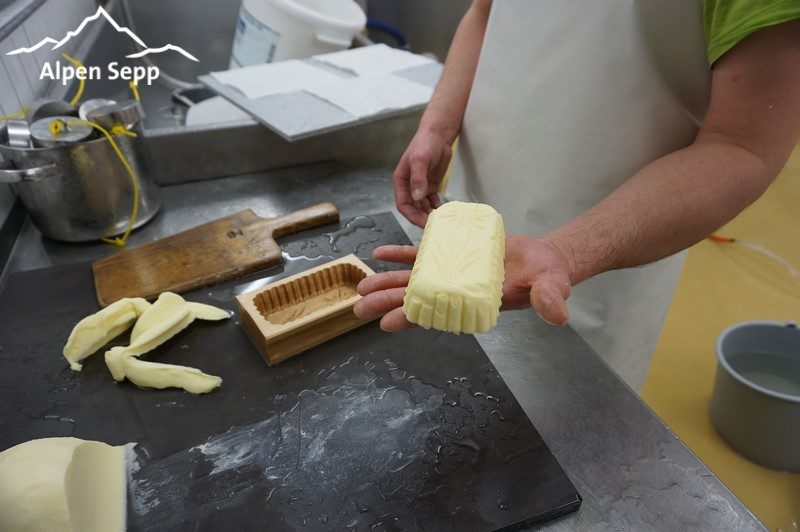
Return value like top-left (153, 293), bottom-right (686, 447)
top-left (268, 202), bottom-right (339, 238)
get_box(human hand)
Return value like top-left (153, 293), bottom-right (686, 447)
top-left (353, 236), bottom-right (574, 331)
top-left (393, 128), bottom-right (453, 227)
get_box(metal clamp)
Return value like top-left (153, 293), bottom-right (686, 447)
top-left (0, 162), bottom-right (60, 183)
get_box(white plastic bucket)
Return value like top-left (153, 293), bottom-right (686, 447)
top-left (230, 0), bottom-right (366, 67)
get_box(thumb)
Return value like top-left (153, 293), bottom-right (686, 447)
top-left (409, 158), bottom-right (430, 202)
top-left (529, 275), bottom-right (570, 326)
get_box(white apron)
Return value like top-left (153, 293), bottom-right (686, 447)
top-left (447, 0), bottom-right (711, 389)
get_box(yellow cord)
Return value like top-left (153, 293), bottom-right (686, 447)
top-left (129, 81), bottom-right (140, 102)
top-left (51, 118), bottom-right (140, 248)
top-left (0, 105), bottom-right (29, 121)
top-left (47, 119), bottom-right (65, 136)
top-left (61, 53), bottom-right (86, 107)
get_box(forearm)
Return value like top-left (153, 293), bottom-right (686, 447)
top-left (419, 0), bottom-right (491, 143)
top-left (546, 18), bottom-right (800, 286)
top-left (545, 137), bottom-right (781, 284)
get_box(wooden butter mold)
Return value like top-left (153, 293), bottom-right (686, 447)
top-left (236, 254), bottom-right (376, 365)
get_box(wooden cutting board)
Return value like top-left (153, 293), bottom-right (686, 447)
top-left (92, 203), bottom-right (339, 307)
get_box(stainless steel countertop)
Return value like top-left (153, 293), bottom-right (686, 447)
top-left (2, 162), bottom-right (762, 530)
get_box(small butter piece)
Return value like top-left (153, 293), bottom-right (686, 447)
top-left (104, 347), bottom-right (130, 381)
top-left (129, 292), bottom-right (192, 345)
top-left (115, 356), bottom-right (222, 394)
top-left (129, 294), bottom-right (230, 345)
top-left (104, 293), bottom-right (226, 394)
top-left (63, 298), bottom-right (151, 371)
top-left (403, 201), bottom-right (505, 333)
top-left (106, 347), bottom-right (221, 394)
top-left (105, 343), bottom-right (222, 394)
top-left (187, 302), bottom-right (232, 321)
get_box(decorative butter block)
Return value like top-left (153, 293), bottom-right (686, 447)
top-left (403, 202), bottom-right (505, 333)
top-left (236, 255), bottom-right (377, 365)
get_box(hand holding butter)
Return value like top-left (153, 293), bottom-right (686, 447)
top-left (354, 201), bottom-right (574, 330)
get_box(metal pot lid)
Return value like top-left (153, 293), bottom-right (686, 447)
top-left (30, 116), bottom-right (93, 146)
top-left (78, 98), bottom-right (117, 121)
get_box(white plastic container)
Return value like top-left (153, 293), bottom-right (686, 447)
top-left (230, 0), bottom-right (366, 67)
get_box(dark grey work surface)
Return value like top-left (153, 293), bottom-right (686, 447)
top-left (0, 212), bottom-right (580, 531)
top-left (1, 163), bottom-right (763, 530)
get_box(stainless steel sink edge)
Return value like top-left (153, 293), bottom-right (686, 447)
top-left (143, 112), bottom-right (420, 186)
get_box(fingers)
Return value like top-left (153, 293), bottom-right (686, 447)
top-left (353, 295), bottom-right (415, 332)
top-left (352, 246), bottom-right (417, 322)
top-left (397, 203), bottom-right (430, 228)
top-left (353, 287), bottom-right (406, 319)
top-left (393, 143), bottom-right (448, 227)
top-left (372, 245), bottom-right (418, 265)
top-left (417, 195), bottom-right (431, 214)
top-left (529, 276), bottom-right (571, 327)
top-left (380, 307), bottom-right (416, 332)
top-left (397, 194), bottom-right (437, 226)
top-left (409, 158), bottom-right (430, 202)
top-left (357, 270), bottom-right (412, 296)
top-left (393, 156), bottom-right (411, 204)
top-left (429, 150), bottom-right (450, 195)
top-left (352, 279), bottom-right (417, 332)
top-left (394, 157), bottom-right (429, 228)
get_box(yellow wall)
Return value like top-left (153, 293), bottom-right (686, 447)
top-left (643, 146), bottom-right (800, 530)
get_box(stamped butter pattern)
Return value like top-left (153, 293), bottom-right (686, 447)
top-left (403, 202), bottom-right (505, 334)
top-left (254, 262), bottom-right (365, 325)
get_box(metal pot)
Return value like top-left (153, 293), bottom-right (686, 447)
top-left (710, 321), bottom-right (800, 471)
top-left (0, 124), bottom-right (161, 242)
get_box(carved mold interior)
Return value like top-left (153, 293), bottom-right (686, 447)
top-left (254, 262), bottom-right (368, 325)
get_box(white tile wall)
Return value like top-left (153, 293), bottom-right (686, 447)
top-left (0, 0), bottom-right (97, 227)
top-left (8, 30), bottom-right (37, 99)
top-left (0, 36), bottom-right (32, 115)
top-left (22, 16), bottom-right (50, 83)
top-left (0, 51), bottom-right (18, 116)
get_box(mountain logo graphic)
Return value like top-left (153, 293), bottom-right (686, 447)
top-left (6, 5), bottom-right (198, 62)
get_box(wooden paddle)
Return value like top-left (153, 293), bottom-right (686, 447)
top-left (92, 203), bottom-right (339, 307)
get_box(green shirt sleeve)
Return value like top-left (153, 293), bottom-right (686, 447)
top-left (703, 0), bottom-right (800, 64)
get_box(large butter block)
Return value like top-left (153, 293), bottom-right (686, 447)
top-left (403, 202), bottom-right (505, 333)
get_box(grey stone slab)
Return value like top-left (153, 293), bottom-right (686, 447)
top-left (394, 61), bottom-right (445, 88)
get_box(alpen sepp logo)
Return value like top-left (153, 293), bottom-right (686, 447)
top-left (6, 6), bottom-right (198, 86)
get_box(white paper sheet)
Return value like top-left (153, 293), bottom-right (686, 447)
top-left (311, 44), bottom-right (434, 77)
top-left (306, 74), bottom-right (433, 118)
top-left (210, 60), bottom-right (345, 100)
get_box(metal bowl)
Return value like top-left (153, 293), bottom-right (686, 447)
top-left (710, 321), bottom-right (800, 471)
top-left (0, 125), bottom-right (161, 242)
